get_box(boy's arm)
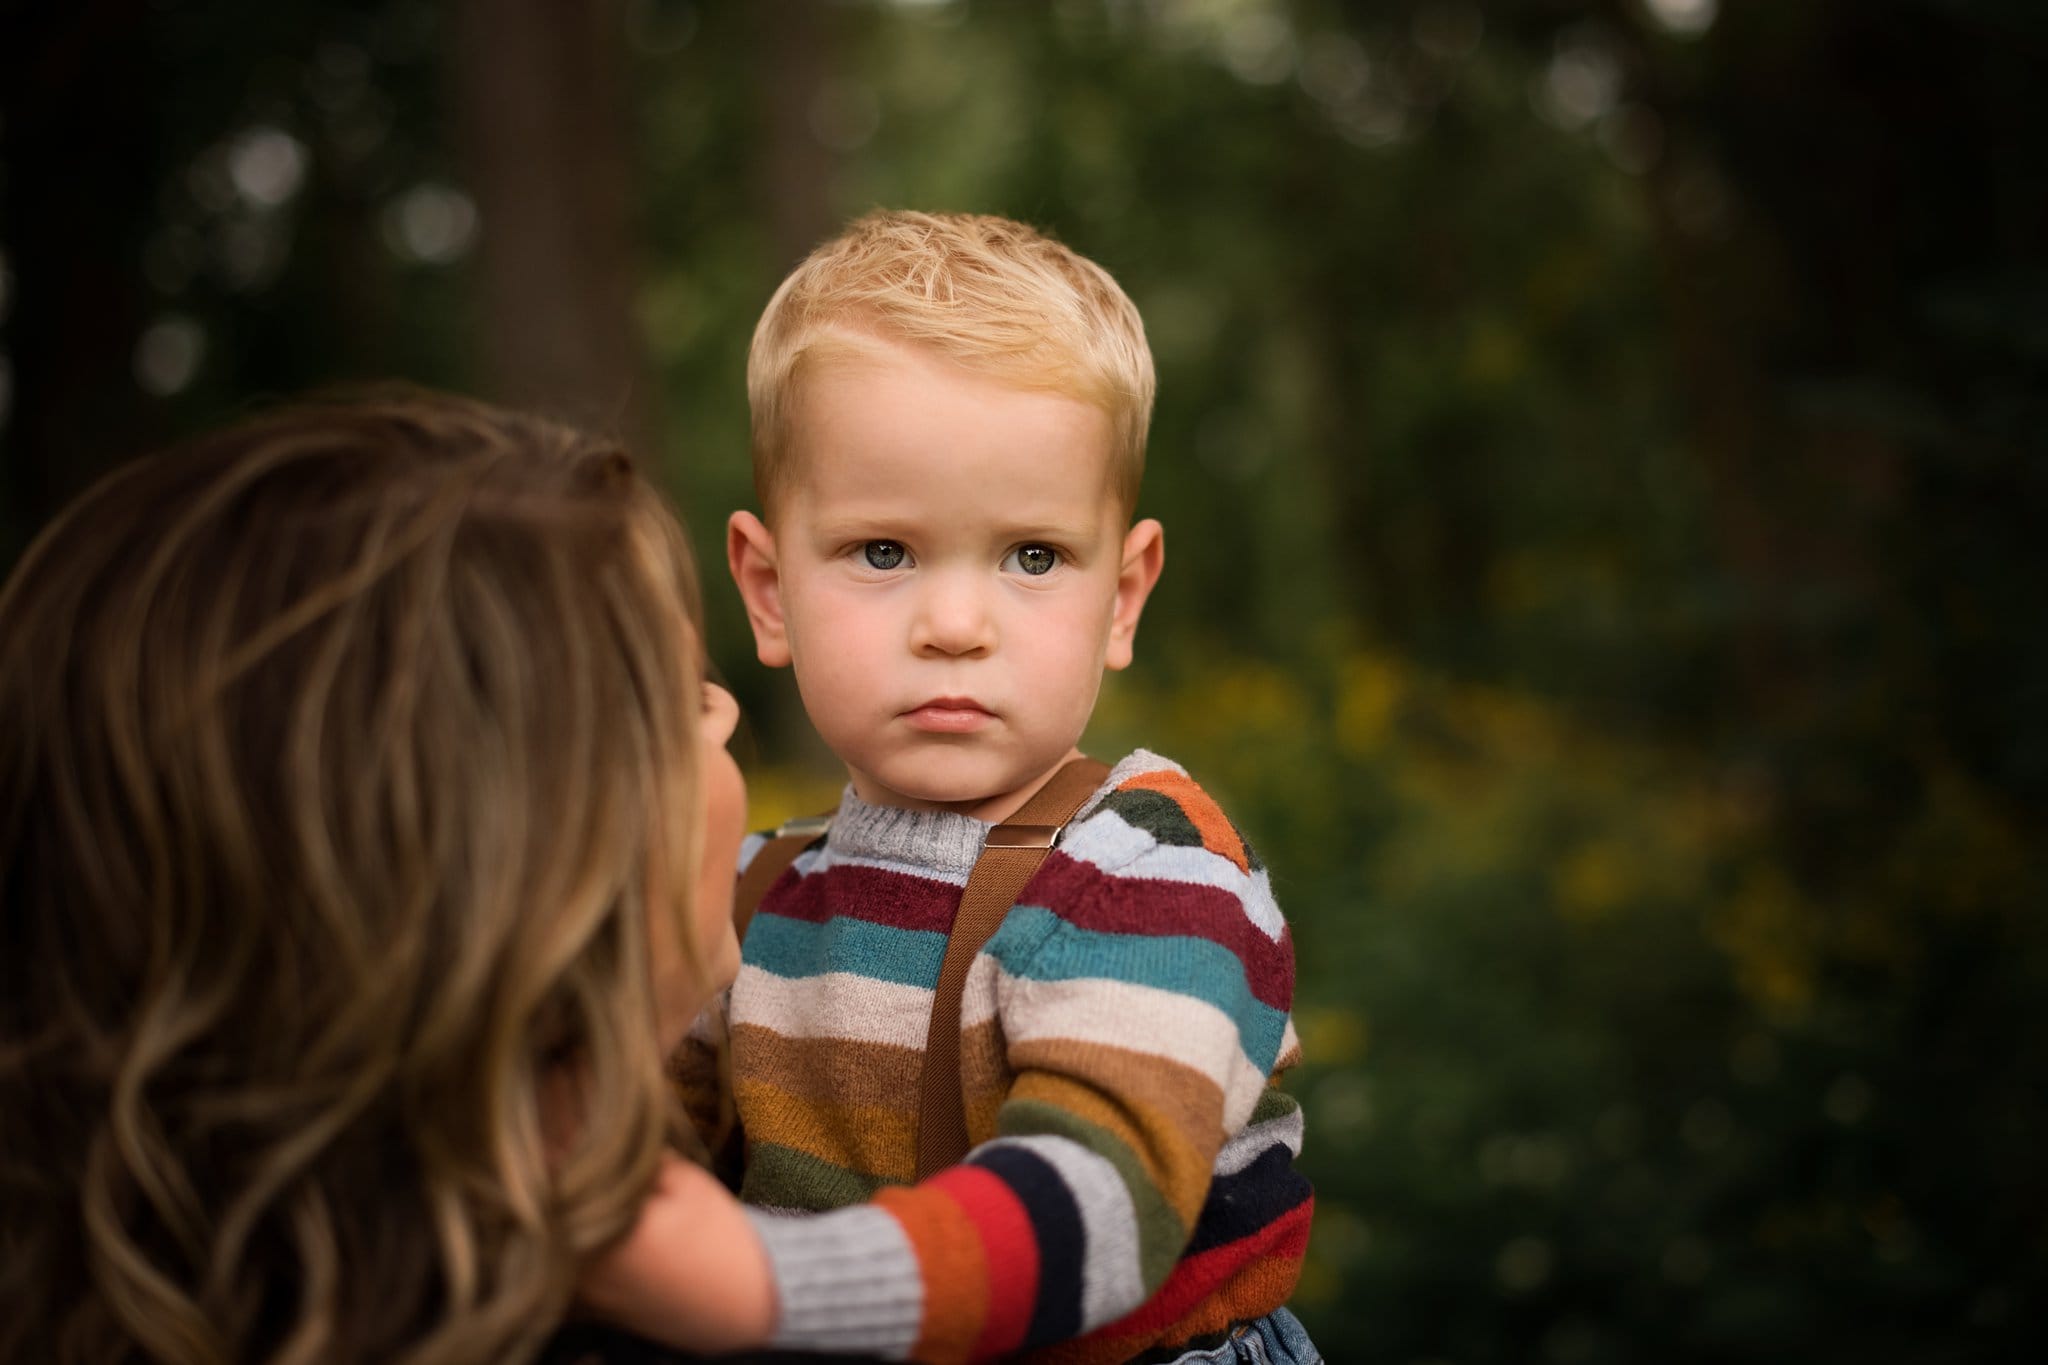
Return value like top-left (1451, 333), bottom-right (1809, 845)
top-left (575, 1150), bottom-right (778, 1353)
top-left (750, 776), bottom-right (1302, 1363)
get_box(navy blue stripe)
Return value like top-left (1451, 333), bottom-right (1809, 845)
top-left (1184, 1144), bottom-right (1314, 1258)
top-left (973, 1144), bottom-right (1084, 1347)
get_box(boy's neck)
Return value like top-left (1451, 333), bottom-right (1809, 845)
top-left (846, 745), bottom-right (1089, 826)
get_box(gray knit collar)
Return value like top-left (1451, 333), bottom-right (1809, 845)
top-left (821, 751), bottom-right (1153, 877)
top-left (825, 786), bottom-right (988, 876)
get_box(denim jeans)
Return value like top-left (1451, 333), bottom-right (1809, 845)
top-left (1164, 1308), bottom-right (1323, 1365)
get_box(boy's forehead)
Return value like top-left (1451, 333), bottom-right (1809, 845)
top-left (774, 339), bottom-right (1128, 513)
top-left (795, 326), bottom-right (1052, 397)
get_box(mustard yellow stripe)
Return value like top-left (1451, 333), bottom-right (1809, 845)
top-left (734, 1076), bottom-right (920, 1183)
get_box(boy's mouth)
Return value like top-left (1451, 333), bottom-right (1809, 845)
top-left (903, 697), bottom-right (994, 733)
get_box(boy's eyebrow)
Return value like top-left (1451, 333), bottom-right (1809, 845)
top-left (807, 510), bottom-right (1105, 544)
top-left (992, 516), bottom-right (1101, 544)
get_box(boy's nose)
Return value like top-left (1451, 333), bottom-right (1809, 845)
top-left (909, 574), bottom-right (995, 657)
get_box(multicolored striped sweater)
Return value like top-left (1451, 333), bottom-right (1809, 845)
top-left (673, 750), bottom-right (1313, 1364)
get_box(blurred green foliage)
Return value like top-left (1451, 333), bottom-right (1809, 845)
top-left (4, 1), bottom-right (2044, 1360)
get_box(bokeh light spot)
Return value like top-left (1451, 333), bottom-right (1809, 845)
top-left (382, 184), bottom-right (478, 265)
top-left (1219, 11), bottom-right (1297, 86)
top-left (228, 126), bottom-right (308, 209)
top-left (134, 316), bottom-right (207, 397)
top-left (1644, 0), bottom-right (1718, 39)
top-left (1537, 30), bottom-right (1622, 130)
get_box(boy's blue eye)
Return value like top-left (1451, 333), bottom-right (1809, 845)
top-left (1009, 544), bottom-right (1058, 576)
top-left (864, 541), bottom-right (906, 570)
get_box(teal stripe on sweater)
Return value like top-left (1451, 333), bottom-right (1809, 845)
top-left (989, 905), bottom-right (1289, 1067)
top-left (745, 913), bottom-right (948, 989)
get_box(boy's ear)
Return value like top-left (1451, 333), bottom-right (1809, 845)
top-left (726, 511), bottom-right (792, 669)
top-left (1105, 518), bottom-right (1165, 672)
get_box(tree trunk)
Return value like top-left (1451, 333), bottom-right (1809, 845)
top-left (754, 0), bottom-right (838, 273)
top-left (451, 0), bottom-right (660, 464)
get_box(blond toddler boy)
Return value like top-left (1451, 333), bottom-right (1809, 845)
top-left (585, 212), bottom-right (1318, 1365)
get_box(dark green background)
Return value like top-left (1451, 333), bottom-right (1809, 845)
top-left (5, 2), bottom-right (2043, 1360)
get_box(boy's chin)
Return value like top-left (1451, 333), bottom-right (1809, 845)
top-left (852, 750), bottom-right (1064, 815)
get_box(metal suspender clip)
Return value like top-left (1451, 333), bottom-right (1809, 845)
top-left (984, 823), bottom-right (1062, 849)
top-left (772, 814), bottom-right (834, 841)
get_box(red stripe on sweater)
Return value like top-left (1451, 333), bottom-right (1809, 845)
top-left (764, 861), bottom-right (961, 934)
top-left (930, 1165), bottom-right (1040, 1359)
top-left (1095, 1196), bottom-right (1313, 1337)
top-left (1018, 855), bottom-right (1295, 1011)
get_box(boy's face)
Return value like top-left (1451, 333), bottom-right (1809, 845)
top-left (729, 338), bottom-right (1163, 823)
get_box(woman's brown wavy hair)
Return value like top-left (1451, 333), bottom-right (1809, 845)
top-left (0, 394), bottom-right (707, 1363)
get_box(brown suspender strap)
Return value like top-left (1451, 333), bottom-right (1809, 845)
top-left (915, 755), bottom-right (1113, 1180)
top-left (731, 813), bottom-right (833, 942)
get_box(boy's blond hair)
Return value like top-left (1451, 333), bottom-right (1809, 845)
top-left (747, 210), bottom-right (1154, 517)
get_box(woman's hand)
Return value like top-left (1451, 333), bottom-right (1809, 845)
top-left (577, 1151), bottom-right (778, 1353)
